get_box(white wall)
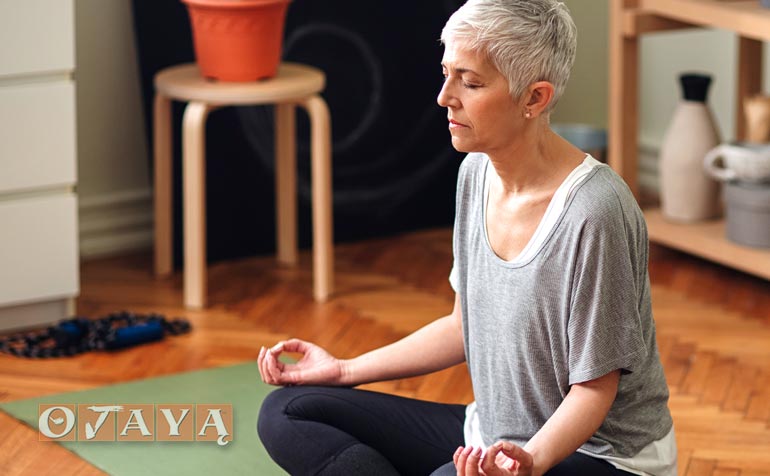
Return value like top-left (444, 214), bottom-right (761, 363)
top-left (75, 0), bottom-right (152, 258)
top-left (551, 0), bottom-right (609, 129)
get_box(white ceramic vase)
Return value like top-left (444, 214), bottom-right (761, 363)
top-left (659, 74), bottom-right (721, 222)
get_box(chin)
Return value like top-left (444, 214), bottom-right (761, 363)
top-left (450, 137), bottom-right (472, 153)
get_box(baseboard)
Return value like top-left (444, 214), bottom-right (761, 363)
top-left (639, 142), bottom-right (660, 195)
top-left (79, 188), bottom-right (153, 258)
top-left (0, 298), bottom-right (69, 332)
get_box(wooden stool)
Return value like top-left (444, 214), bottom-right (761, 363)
top-left (153, 62), bottom-right (333, 308)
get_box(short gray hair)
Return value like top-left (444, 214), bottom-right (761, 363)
top-left (441, 0), bottom-right (577, 112)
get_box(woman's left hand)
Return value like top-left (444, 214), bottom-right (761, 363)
top-left (453, 441), bottom-right (534, 476)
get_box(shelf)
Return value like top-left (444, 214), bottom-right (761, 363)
top-left (644, 208), bottom-right (770, 280)
top-left (611, 0), bottom-right (770, 281)
top-left (641, 0), bottom-right (770, 42)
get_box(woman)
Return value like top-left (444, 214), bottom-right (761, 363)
top-left (257, 1), bottom-right (677, 475)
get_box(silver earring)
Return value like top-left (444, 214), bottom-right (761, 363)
top-left (525, 111), bottom-right (532, 119)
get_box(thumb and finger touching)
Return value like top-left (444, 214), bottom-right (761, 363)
top-left (258, 339), bottom-right (343, 386)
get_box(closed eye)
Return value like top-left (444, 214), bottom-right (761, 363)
top-left (441, 74), bottom-right (480, 90)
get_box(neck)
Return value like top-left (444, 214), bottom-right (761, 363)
top-left (486, 122), bottom-right (584, 198)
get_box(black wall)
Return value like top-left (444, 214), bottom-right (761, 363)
top-left (132, 1), bottom-right (465, 267)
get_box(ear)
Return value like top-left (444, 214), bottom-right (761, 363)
top-left (522, 81), bottom-right (555, 118)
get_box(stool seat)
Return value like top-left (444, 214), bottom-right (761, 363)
top-left (153, 62), bottom-right (334, 308)
top-left (155, 63), bottom-right (325, 105)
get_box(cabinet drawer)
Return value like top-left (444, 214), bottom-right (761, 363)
top-left (0, 80), bottom-right (76, 194)
top-left (0, 0), bottom-right (74, 78)
top-left (0, 194), bottom-right (79, 307)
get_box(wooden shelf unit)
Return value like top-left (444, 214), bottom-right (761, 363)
top-left (644, 209), bottom-right (770, 280)
top-left (609, 0), bottom-right (770, 281)
top-left (642, 0), bottom-right (770, 42)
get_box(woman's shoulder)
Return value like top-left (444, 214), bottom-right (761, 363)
top-left (576, 163), bottom-right (631, 194)
top-left (565, 164), bottom-right (645, 228)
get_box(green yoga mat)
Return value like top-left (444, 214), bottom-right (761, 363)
top-left (0, 362), bottom-right (287, 475)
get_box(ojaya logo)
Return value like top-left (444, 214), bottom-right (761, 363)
top-left (38, 404), bottom-right (233, 445)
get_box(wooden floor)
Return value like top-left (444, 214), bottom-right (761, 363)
top-left (1, 227), bottom-right (769, 475)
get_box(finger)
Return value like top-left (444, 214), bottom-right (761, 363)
top-left (496, 442), bottom-right (532, 470)
top-left (265, 348), bottom-right (284, 383)
top-left (268, 345), bottom-right (286, 372)
top-left (262, 347), bottom-right (277, 385)
top-left (465, 447), bottom-right (482, 476)
top-left (453, 446), bottom-right (464, 467)
top-left (280, 338), bottom-right (311, 354)
top-left (455, 446), bottom-right (468, 476)
top-left (456, 446), bottom-right (473, 476)
top-left (260, 347), bottom-right (274, 385)
top-left (257, 347), bottom-right (267, 383)
top-left (480, 444), bottom-right (502, 474)
top-left (270, 341), bottom-right (285, 354)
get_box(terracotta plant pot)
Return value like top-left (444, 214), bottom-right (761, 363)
top-left (182, 0), bottom-right (290, 81)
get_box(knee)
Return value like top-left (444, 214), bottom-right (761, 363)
top-left (258, 386), bottom-right (346, 472)
top-left (258, 386), bottom-right (330, 447)
top-left (257, 386), bottom-right (295, 443)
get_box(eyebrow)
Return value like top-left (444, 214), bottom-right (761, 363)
top-left (441, 63), bottom-right (480, 75)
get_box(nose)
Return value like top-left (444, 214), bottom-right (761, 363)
top-left (437, 78), bottom-right (455, 108)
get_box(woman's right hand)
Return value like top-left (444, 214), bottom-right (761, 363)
top-left (258, 338), bottom-right (346, 387)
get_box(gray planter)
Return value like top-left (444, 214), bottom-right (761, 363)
top-left (725, 181), bottom-right (770, 248)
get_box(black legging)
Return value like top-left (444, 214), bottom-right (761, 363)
top-left (257, 386), bottom-right (637, 476)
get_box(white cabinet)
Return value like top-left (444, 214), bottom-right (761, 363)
top-left (0, 0), bottom-right (75, 78)
top-left (0, 81), bottom-right (77, 193)
top-left (0, 195), bottom-right (79, 306)
top-left (0, 0), bottom-right (79, 331)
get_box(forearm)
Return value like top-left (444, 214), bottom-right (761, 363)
top-left (340, 311), bottom-right (465, 386)
top-left (523, 371), bottom-right (620, 476)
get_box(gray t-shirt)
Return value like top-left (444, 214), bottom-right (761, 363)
top-left (450, 153), bottom-right (673, 458)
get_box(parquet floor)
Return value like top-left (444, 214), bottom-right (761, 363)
top-left (0, 227), bottom-right (769, 475)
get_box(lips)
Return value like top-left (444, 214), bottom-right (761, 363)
top-left (449, 119), bottom-right (468, 128)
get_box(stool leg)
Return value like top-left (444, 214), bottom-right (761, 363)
top-left (153, 94), bottom-right (173, 277)
top-left (275, 103), bottom-right (298, 265)
top-left (300, 95), bottom-right (334, 302)
top-left (182, 102), bottom-right (213, 309)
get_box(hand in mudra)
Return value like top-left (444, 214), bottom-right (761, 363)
top-left (454, 441), bottom-right (534, 476)
top-left (258, 338), bottom-right (345, 386)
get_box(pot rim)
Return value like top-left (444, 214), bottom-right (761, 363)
top-left (181, 0), bottom-right (290, 9)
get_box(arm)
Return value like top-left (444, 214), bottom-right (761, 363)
top-left (259, 293), bottom-right (465, 387)
top-left (522, 369), bottom-right (620, 476)
top-left (458, 370), bottom-right (621, 476)
top-left (341, 293), bottom-right (465, 385)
